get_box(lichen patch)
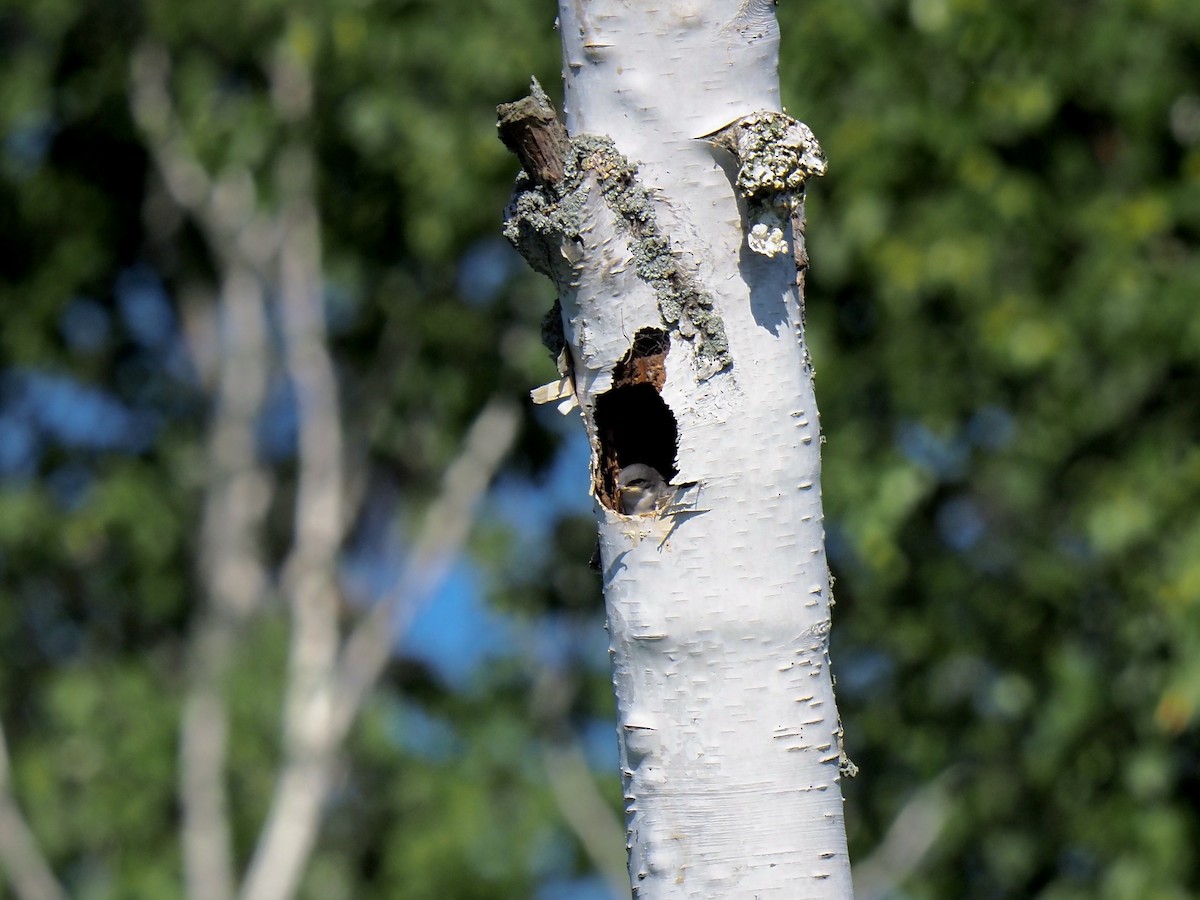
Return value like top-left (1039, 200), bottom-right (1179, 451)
top-left (503, 133), bottom-right (731, 378)
top-left (701, 111), bottom-right (826, 259)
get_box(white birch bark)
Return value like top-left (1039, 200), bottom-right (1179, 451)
top-left (503, 1), bottom-right (852, 896)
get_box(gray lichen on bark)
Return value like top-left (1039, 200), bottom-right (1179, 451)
top-left (498, 84), bottom-right (731, 377)
top-left (701, 110), bottom-right (826, 259)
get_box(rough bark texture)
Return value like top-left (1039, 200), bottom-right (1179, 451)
top-left (502, 1), bottom-right (852, 896)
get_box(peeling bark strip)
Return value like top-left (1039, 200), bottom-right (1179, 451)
top-left (501, 2), bottom-right (853, 896)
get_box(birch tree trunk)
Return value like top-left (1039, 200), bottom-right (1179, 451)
top-left (501, 1), bottom-right (853, 896)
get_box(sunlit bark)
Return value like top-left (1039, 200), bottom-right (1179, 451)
top-left (504, 1), bottom-right (852, 895)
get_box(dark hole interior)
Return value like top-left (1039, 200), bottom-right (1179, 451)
top-left (594, 382), bottom-right (678, 510)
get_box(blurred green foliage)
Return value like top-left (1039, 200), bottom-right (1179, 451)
top-left (0, 0), bottom-right (1198, 897)
top-left (780, 0), bottom-right (1200, 896)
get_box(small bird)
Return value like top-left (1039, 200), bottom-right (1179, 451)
top-left (617, 464), bottom-right (669, 516)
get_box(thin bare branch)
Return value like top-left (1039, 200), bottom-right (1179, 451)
top-left (543, 740), bottom-right (629, 899)
top-left (273, 65), bottom-right (345, 773)
top-left (238, 753), bottom-right (338, 900)
top-left (0, 722), bottom-right (69, 900)
top-left (178, 621), bottom-right (239, 900)
top-left (129, 42), bottom-right (212, 215)
top-left (182, 264), bottom-right (274, 900)
top-left (130, 41), bottom-right (277, 270)
top-left (238, 40), bottom-right (349, 900)
top-left (529, 663), bottom-right (626, 897)
top-left (852, 772), bottom-right (953, 900)
top-left (331, 398), bottom-right (521, 737)
top-left (240, 398), bottom-right (520, 900)
top-left (131, 42), bottom-right (275, 900)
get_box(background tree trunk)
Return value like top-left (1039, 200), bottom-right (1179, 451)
top-left (504, 1), bottom-right (853, 895)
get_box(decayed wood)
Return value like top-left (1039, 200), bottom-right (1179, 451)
top-left (496, 82), bottom-right (569, 189)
